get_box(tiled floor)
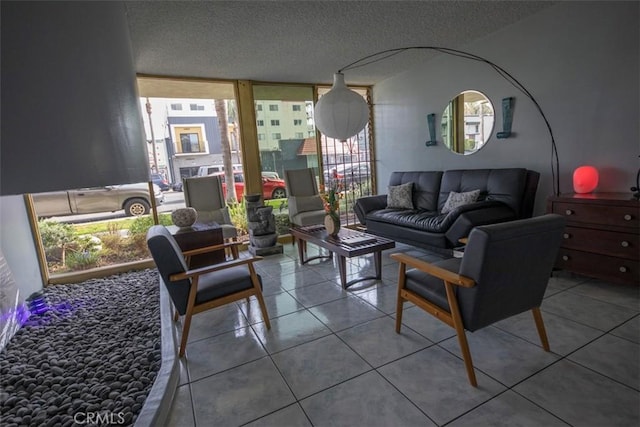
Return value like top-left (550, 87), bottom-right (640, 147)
top-left (164, 243), bottom-right (640, 427)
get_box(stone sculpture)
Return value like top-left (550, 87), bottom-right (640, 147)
top-left (245, 194), bottom-right (283, 256)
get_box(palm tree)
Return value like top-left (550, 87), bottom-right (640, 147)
top-left (215, 99), bottom-right (238, 202)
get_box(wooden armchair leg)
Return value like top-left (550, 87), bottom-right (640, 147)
top-left (179, 310), bottom-right (193, 357)
top-left (445, 282), bottom-right (477, 387)
top-left (395, 263), bottom-right (407, 333)
top-left (174, 310), bottom-right (180, 322)
top-left (395, 298), bottom-right (404, 333)
top-left (453, 325), bottom-right (477, 387)
top-left (255, 292), bottom-right (271, 330)
top-left (532, 307), bottom-right (550, 351)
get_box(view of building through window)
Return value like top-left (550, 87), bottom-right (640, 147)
top-left (142, 97), bottom-right (242, 185)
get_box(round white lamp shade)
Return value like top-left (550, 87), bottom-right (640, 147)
top-left (314, 73), bottom-right (369, 141)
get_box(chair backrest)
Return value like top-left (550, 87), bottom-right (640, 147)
top-left (284, 168), bottom-right (319, 197)
top-left (457, 214), bottom-right (566, 331)
top-left (284, 168), bottom-right (326, 226)
top-left (146, 225), bottom-right (192, 315)
top-left (183, 175), bottom-right (226, 211)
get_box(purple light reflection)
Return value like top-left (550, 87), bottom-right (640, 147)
top-left (0, 303), bottom-right (31, 327)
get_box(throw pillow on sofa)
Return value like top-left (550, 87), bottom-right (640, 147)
top-left (387, 182), bottom-right (414, 209)
top-left (441, 189), bottom-right (481, 213)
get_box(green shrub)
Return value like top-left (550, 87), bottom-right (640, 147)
top-left (228, 200), bottom-right (248, 235)
top-left (274, 212), bottom-right (290, 236)
top-left (39, 220), bottom-right (78, 266)
top-left (128, 214), bottom-right (172, 236)
top-left (66, 250), bottom-right (100, 270)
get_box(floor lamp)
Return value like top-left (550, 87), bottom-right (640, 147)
top-left (314, 46), bottom-right (560, 196)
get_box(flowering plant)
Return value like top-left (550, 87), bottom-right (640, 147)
top-left (319, 177), bottom-right (343, 215)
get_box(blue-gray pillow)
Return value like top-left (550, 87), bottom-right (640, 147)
top-left (441, 189), bottom-right (481, 214)
top-left (387, 182), bottom-right (414, 209)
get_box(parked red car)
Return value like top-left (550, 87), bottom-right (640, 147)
top-left (213, 172), bottom-right (287, 200)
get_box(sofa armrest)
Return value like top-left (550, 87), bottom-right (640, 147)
top-left (445, 203), bottom-right (517, 247)
top-left (354, 195), bottom-right (388, 225)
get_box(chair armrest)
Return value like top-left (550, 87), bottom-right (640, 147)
top-left (353, 194), bottom-right (387, 224)
top-left (391, 253), bottom-right (475, 288)
top-left (169, 256), bottom-right (264, 281)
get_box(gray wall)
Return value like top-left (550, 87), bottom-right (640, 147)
top-left (0, 1), bottom-right (147, 296)
top-left (1, 1), bottom-right (148, 195)
top-left (373, 1), bottom-right (639, 215)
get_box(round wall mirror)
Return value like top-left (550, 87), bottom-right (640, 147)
top-left (441, 90), bottom-right (495, 155)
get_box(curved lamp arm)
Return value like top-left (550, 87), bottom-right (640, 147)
top-left (316, 46), bottom-right (560, 196)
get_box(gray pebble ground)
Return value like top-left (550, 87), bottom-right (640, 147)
top-left (0, 269), bottom-right (161, 426)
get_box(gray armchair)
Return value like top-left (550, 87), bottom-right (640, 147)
top-left (183, 175), bottom-right (238, 241)
top-left (284, 168), bottom-right (325, 227)
top-left (147, 225), bottom-right (270, 357)
top-left (392, 214), bottom-right (566, 386)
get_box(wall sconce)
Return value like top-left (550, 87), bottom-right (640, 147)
top-left (425, 113), bottom-right (437, 147)
top-left (314, 46), bottom-right (560, 195)
top-left (496, 97), bottom-right (515, 139)
top-left (573, 165), bottom-right (599, 193)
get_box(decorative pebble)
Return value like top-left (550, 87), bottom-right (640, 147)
top-left (0, 270), bottom-right (161, 426)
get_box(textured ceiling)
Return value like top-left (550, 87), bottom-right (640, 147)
top-left (125, 1), bottom-right (554, 86)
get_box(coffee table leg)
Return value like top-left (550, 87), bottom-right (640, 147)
top-left (297, 239), bottom-right (305, 264)
top-left (337, 255), bottom-right (347, 289)
top-left (374, 251), bottom-right (382, 279)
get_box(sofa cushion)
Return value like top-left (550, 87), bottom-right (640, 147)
top-left (387, 182), bottom-right (414, 209)
top-left (367, 209), bottom-right (451, 233)
top-left (441, 189), bottom-right (481, 214)
top-left (388, 171), bottom-right (443, 211)
top-left (438, 169), bottom-right (527, 214)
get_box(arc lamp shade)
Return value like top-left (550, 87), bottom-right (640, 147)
top-left (573, 165), bottom-right (599, 194)
top-left (314, 73), bottom-right (369, 141)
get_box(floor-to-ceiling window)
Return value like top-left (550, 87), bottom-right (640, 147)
top-left (27, 77), bottom-right (244, 281)
top-left (27, 78), bottom-right (375, 282)
top-left (252, 84), bottom-right (319, 179)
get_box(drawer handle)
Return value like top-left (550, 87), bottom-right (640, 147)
top-left (563, 233), bottom-right (571, 239)
top-left (619, 266), bottom-right (628, 273)
top-left (565, 209), bottom-right (574, 216)
top-left (623, 214), bottom-right (632, 221)
top-left (621, 241), bottom-right (630, 247)
top-left (562, 255), bottom-right (570, 261)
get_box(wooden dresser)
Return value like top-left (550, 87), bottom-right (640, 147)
top-left (547, 193), bottom-right (639, 285)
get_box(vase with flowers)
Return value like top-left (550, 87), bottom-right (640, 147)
top-left (320, 177), bottom-right (343, 237)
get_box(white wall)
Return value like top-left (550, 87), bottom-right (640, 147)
top-left (373, 1), bottom-right (639, 215)
top-left (0, 196), bottom-right (43, 298)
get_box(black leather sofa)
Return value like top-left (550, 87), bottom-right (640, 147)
top-left (353, 168), bottom-right (540, 253)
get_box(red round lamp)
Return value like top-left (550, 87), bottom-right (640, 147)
top-left (573, 166), bottom-right (599, 193)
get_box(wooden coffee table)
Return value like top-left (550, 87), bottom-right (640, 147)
top-left (289, 225), bottom-right (395, 289)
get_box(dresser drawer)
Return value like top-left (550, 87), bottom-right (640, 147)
top-left (552, 202), bottom-right (639, 229)
top-left (561, 226), bottom-right (639, 260)
top-left (556, 248), bottom-right (639, 285)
